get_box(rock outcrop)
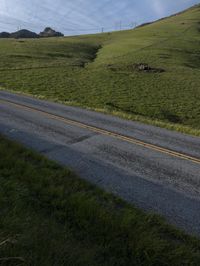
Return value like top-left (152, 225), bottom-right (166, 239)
top-left (39, 27), bottom-right (64, 37)
top-left (0, 27), bottom-right (64, 39)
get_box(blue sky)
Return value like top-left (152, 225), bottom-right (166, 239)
top-left (0, 0), bottom-right (199, 35)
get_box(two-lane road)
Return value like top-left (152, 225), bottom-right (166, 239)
top-left (0, 90), bottom-right (200, 235)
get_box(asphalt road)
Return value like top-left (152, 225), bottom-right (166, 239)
top-left (0, 90), bottom-right (200, 236)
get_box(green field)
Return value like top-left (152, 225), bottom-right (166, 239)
top-left (0, 4), bottom-right (200, 135)
top-left (0, 135), bottom-right (200, 265)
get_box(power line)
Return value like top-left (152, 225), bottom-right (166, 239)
top-left (0, 16), bottom-right (138, 35)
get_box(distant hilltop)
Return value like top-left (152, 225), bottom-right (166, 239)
top-left (39, 27), bottom-right (64, 38)
top-left (0, 27), bottom-right (64, 39)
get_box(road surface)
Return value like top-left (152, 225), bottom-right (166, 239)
top-left (0, 90), bottom-right (200, 236)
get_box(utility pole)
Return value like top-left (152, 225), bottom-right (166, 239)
top-left (119, 21), bottom-right (122, 31)
top-left (130, 22), bottom-right (134, 29)
top-left (114, 22), bottom-right (118, 31)
top-left (130, 22), bottom-right (138, 29)
top-left (101, 27), bottom-right (104, 33)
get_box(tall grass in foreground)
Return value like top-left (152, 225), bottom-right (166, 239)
top-left (0, 135), bottom-right (200, 265)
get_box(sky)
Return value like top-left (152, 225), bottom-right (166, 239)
top-left (0, 0), bottom-right (199, 35)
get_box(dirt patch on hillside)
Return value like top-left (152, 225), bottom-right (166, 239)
top-left (107, 63), bottom-right (165, 73)
top-left (135, 63), bottom-right (165, 73)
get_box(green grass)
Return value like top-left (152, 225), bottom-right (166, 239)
top-left (0, 4), bottom-right (200, 135)
top-left (0, 135), bottom-right (200, 265)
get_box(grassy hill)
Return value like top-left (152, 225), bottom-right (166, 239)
top-left (0, 4), bottom-right (200, 134)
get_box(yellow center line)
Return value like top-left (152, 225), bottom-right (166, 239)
top-left (1, 98), bottom-right (200, 165)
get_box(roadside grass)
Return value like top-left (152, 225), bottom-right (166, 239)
top-left (0, 135), bottom-right (200, 265)
top-left (0, 5), bottom-right (200, 135)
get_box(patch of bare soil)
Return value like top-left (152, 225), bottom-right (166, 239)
top-left (135, 63), bottom-right (165, 73)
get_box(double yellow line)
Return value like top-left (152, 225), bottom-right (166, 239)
top-left (1, 98), bottom-right (200, 165)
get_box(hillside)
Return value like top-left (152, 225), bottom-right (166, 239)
top-left (0, 4), bottom-right (200, 134)
top-left (10, 29), bottom-right (39, 39)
